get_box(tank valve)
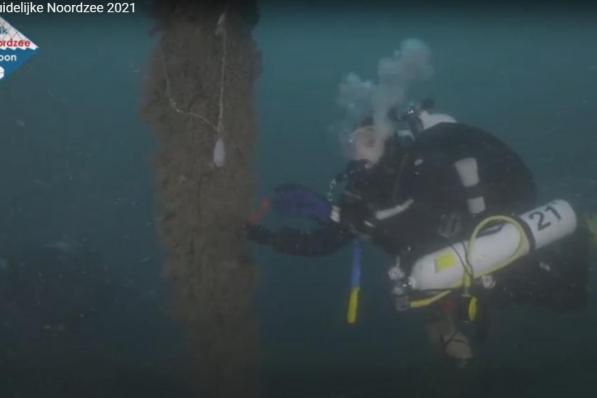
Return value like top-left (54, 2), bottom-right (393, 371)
top-left (389, 260), bottom-right (411, 311)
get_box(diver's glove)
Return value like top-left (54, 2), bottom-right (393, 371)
top-left (244, 223), bottom-right (273, 245)
top-left (334, 197), bottom-right (378, 235)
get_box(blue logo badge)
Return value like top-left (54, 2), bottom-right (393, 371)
top-left (0, 16), bottom-right (39, 81)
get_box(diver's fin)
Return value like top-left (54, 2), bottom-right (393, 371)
top-left (271, 184), bottom-right (331, 224)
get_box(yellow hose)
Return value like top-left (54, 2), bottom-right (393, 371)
top-left (465, 215), bottom-right (528, 278)
top-left (409, 290), bottom-right (452, 309)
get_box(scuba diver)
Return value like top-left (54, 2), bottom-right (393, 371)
top-left (247, 100), bottom-right (591, 365)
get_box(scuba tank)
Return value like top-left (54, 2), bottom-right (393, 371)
top-left (388, 200), bottom-right (578, 310)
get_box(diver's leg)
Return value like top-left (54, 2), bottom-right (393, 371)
top-left (491, 226), bottom-right (591, 311)
top-left (534, 226), bottom-right (591, 311)
top-left (426, 298), bottom-right (473, 367)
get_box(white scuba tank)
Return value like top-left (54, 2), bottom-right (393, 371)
top-left (408, 200), bottom-right (577, 291)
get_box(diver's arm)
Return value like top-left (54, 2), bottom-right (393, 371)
top-left (246, 222), bottom-right (353, 257)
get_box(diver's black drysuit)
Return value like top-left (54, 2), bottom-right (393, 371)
top-left (249, 122), bottom-right (590, 312)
